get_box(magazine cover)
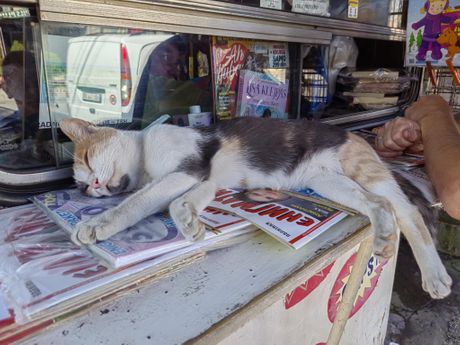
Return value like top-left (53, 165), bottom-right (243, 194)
top-left (33, 189), bottom-right (255, 267)
top-left (0, 204), bottom-right (60, 245)
top-left (406, 0), bottom-right (460, 66)
top-left (32, 189), bottom-right (190, 268)
top-left (208, 188), bottom-right (350, 249)
top-left (0, 204), bottom-right (254, 324)
top-left (211, 37), bottom-right (289, 120)
top-left (236, 70), bottom-right (289, 119)
top-left (199, 206), bottom-right (251, 231)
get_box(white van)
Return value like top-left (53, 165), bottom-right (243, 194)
top-left (66, 32), bottom-right (173, 126)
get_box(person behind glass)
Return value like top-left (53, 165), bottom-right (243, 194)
top-left (148, 35), bottom-right (186, 80)
top-left (0, 50), bottom-right (40, 140)
top-left (142, 35), bottom-right (212, 128)
top-left (374, 95), bottom-right (460, 220)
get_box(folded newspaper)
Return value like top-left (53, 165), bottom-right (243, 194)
top-left (208, 188), bottom-right (354, 249)
top-left (32, 189), bottom-right (254, 268)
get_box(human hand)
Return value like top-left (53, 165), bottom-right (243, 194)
top-left (405, 95), bottom-right (452, 124)
top-left (375, 117), bottom-right (423, 158)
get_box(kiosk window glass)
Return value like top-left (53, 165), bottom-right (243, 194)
top-left (41, 23), bottom-right (213, 165)
top-left (0, 6), bottom-right (56, 171)
top-left (41, 23), bottom-right (295, 167)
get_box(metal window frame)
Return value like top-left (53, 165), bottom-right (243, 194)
top-left (0, 0), bottom-right (37, 5)
top-left (38, 0), bottom-right (405, 43)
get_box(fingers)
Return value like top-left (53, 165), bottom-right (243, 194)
top-left (374, 117), bottom-right (422, 156)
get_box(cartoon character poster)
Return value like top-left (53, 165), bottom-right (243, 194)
top-left (406, 0), bottom-right (460, 66)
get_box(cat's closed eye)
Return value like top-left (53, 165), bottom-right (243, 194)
top-left (83, 151), bottom-right (92, 171)
top-left (76, 181), bottom-right (89, 193)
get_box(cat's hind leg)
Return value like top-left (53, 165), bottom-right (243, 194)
top-left (169, 180), bottom-right (217, 241)
top-left (338, 134), bottom-right (452, 298)
top-left (306, 174), bottom-right (398, 259)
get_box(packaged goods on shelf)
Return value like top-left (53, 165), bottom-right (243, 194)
top-left (211, 37), bottom-right (289, 120)
top-left (336, 68), bottom-right (413, 110)
top-left (329, 0), bottom-right (390, 26)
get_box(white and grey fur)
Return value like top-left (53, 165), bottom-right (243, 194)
top-left (60, 117), bottom-right (452, 299)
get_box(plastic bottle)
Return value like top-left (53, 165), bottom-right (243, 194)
top-left (187, 105), bottom-right (212, 127)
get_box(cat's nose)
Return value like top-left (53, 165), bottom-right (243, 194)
top-left (91, 178), bottom-right (101, 189)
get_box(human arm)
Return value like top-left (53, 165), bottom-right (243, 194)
top-left (376, 95), bottom-right (460, 219)
top-left (405, 96), bottom-right (460, 219)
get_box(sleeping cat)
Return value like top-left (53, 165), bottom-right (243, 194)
top-left (60, 117), bottom-right (452, 299)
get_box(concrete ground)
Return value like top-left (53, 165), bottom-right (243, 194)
top-left (385, 239), bottom-right (460, 345)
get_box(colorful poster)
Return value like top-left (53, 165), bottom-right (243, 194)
top-left (406, 0), bottom-right (460, 66)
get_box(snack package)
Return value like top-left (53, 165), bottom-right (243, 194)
top-left (336, 68), bottom-right (414, 110)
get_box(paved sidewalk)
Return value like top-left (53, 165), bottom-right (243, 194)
top-left (385, 240), bottom-right (460, 345)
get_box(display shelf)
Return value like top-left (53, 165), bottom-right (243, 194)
top-left (38, 0), bottom-right (405, 43)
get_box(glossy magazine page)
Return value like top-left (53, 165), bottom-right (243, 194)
top-left (0, 204), bottom-right (254, 323)
top-left (209, 188), bottom-right (350, 249)
top-left (33, 189), bottom-right (253, 268)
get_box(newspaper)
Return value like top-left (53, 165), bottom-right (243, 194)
top-left (32, 189), bottom-right (254, 268)
top-left (208, 189), bottom-right (351, 249)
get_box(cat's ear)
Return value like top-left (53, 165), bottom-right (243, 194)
top-left (60, 118), bottom-right (98, 142)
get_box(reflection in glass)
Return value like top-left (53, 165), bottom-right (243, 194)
top-left (41, 23), bottom-right (213, 166)
top-left (0, 6), bottom-right (55, 171)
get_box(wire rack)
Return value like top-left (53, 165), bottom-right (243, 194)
top-left (421, 67), bottom-right (460, 112)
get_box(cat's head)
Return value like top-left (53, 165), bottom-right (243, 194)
top-left (60, 118), bottom-right (141, 197)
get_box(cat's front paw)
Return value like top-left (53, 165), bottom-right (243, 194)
top-left (423, 270), bottom-right (452, 299)
top-left (422, 261), bottom-right (452, 299)
top-left (169, 198), bottom-right (205, 242)
top-left (73, 217), bottom-right (117, 245)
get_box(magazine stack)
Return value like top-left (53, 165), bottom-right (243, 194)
top-left (0, 186), bottom-right (355, 343)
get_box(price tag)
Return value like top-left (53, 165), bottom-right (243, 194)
top-left (348, 0), bottom-right (359, 19)
top-left (260, 0), bottom-right (282, 10)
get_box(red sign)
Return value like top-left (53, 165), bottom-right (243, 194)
top-left (217, 43), bottom-right (249, 89)
top-left (327, 252), bottom-right (387, 322)
top-left (284, 262), bottom-right (334, 309)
